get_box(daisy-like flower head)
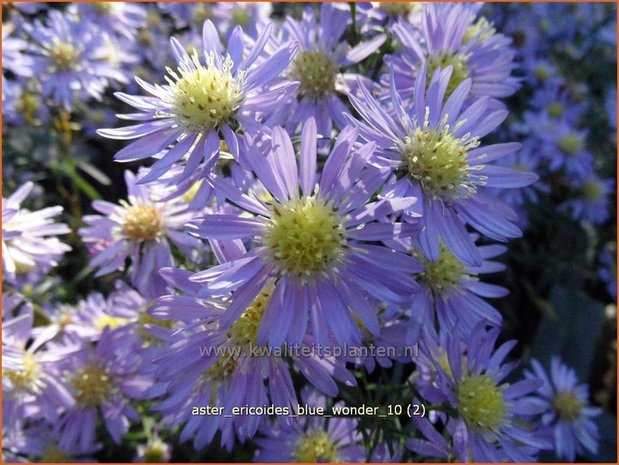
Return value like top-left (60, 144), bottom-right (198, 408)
top-left (25, 10), bottom-right (128, 110)
top-left (392, 236), bottom-right (507, 343)
top-left (54, 328), bottom-right (152, 451)
top-left (349, 66), bottom-right (537, 266)
top-left (67, 2), bottom-right (146, 39)
top-left (390, 3), bottom-right (518, 103)
top-left (254, 389), bottom-right (365, 462)
top-left (37, 284), bottom-right (157, 349)
top-left (78, 170), bottom-right (200, 298)
top-left (147, 264), bottom-right (356, 451)
top-left (414, 324), bottom-right (551, 462)
top-left (2, 182), bottom-right (71, 285)
top-left (533, 118), bottom-right (594, 177)
top-left (157, 2), bottom-right (215, 30)
top-left (357, 2), bottom-right (425, 32)
top-left (212, 2), bottom-right (272, 39)
top-left (272, 3), bottom-right (386, 136)
top-left (525, 358), bottom-right (602, 461)
top-left (2, 415), bottom-right (100, 463)
top-left (2, 294), bottom-right (74, 423)
top-left (99, 20), bottom-right (297, 189)
top-left (195, 119), bottom-right (421, 346)
top-left (561, 175), bottom-right (614, 225)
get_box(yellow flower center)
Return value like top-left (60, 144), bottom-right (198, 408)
top-left (553, 391), bottom-right (583, 421)
top-left (142, 440), bottom-right (168, 462)
top-left (138, 29), bottom-right (155, 46)
top-left (427, 52), bottom-right (469, 97)
top-left (582, 180), bottom-right (604, 202)
top-left (402, 125), bottom-right (476, 200)
top-left (95, 315), bottom-right (130, 331)
top-left (170, 53), bottom-right (243, 132)
top-left (228, 285), bottom-right (273, 349)
top-left (193, 3), bottom-right (213, 27)
top-left (290, 50), bottom-right (338, 99)
top-left (294, 430), bottom-right (339, 463)
top-left (534, 65), bottom-right (551, 81)
top-left (58, 312), bottom-right (73, 330)
top-left (138, 309), bottom-right (173, 345)
top-left (456, 374), bottom-right (506, 431)
top-left (41, 446), bottom-right (70, 463)
top-left (5, 352), bottom-right (39, 391)
top-left (378, 2), bottom-right (419, 17)
top-left (547, 101), bottom-right (564, 119)
top-left (265, 197), bottom-right (346, 277)
top-left (71, 364), bottom-right (111, 406)
top-left (418, 244), bottom-right (466, 293)
top-left (464, 17), bottom-right (496, 43)
top-left (50, 41), bottom-right (79, 71)
top-left (146, 9), bottom-right (161, 28)
top-left (91, 2), bottom-right (114, 14)
top-left (204, 355), bottom-right (239, 383)
top-left (121, 202), bottom-right (163, 242)
top-left (231, 8), bottom-right (251, 26)
top-left (558, 133), bottom-right (584, 155)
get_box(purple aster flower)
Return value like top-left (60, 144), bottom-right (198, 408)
top-left (2, 182), bottom-right (71, 285)
top-left (412, 324), bottom-right (551, 462)
top-left (391, 236), bottom-right (507, 342)
top-left (25, 10), bottom-right (129, 110)
top-left (3, 418), bottom-right (100, 463)
top-left (271, 3), bottom-right (385, 136)
top-left (36, 287), bottom-right (150, 345)
top-left (54, 328), bottom-right (152, 450)
top-left (349, 66), bottom-right (536, 265)
top-left (2, 294), bottom-right (74, 424)
top-left (254, 389), bottom-right (365, 462)
top-left (97, 33), bottom-right (141, 89)
top-left (79, 170), bottom-right (200, 298)
top-left (157, 2), bottom-right (214, 30)
top-left (529, 82), bottom-right (585, 125)
top-left (147, 257), bottom-right (357, 451)
top-left (67, 2), bottom-right (146, 39)
top-left (195, 119), bottom-right (420, 346)
top-left (212, 2), bottom-right (272, 39)
top-left (389, 3), bottom-right (518, 104)
top-left (524, 358), bottom-right (602, 461)
top-left (561, 176), bottom-right (614, 225)
top-left (131, 8), bottom-right (173, 74)
top-left (356, 2), bottom-right (425, 33)
top-left (524, 114), bottom-right (594, 178)
top-left (99, 20), bottom-right (297, 189)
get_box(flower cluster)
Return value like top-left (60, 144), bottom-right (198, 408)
top-left (2, 2), bottom-right (615, 463)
